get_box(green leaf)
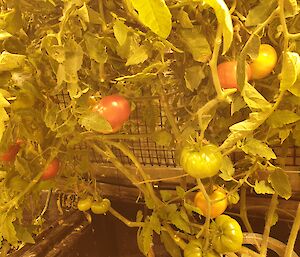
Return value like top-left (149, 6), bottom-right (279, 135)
top-left (0, 213), bottom-right (18, 246)
top-left (84, 33), bottom-right (108, 64)
top-left (281, 52), bottom-right (300, 91)
top-left (227, 191), bottom-right (240, 204)
top-left (160, 231), bottom-right (182, 257)
top-left (231, 95), bottom-right (246, 115)
top-left (153, 130), bottom-right (172, 146)
top-left (237, 34), bottom-right (260, 91)
top-left (15, 225), bottom-right (35, 244)
top-left (220, 156), bottom-right (235, 181)
top-left (0, 30), bottom-right (12, 40)
top-left (150, 213), bottom-right (161, 234)
top-left (176, 186), bottom-right (186, 199)
top-left (284, 0), bottom-right (298, 17)
top-left (180, 26), bottom-right (211, 62)
top-left (0, 93), bottom-right (10, 108)
top-left (0, 52), bottom-right (26, 72)
top-left (184, 65), bottom-right (205, 91)
top-left (78, 111), bottom-right (112, 133)
top-left (241, 138), bottom-right (276, 160)
top-left (268, 170), bottom-right (292, 200)
top-left (267, 110), bottom-right (300, 128)
top-left (289, 81), bottom-right (300, 97)
top-left (279, 128), bottom-right (291, 143)
top-left (245, 0), bottom-right (277, 27)
top-left (169, 211), bottom-right (191, 233)
top-left (113, 20), bottom-right (130, 46)
top-left (126, 45), bottom-right (148, 66)
top-left (203, 0), bottom-right (233, 54)
top-left (183, 201), bottom-right (203, 216)
top-left (241, 83), bottom-right (271, 111)
top-left (177, 9), bottom-right (193, 29)
top-left (137, 218), bottom-right (153, 256)
top-left (160, 190), bottom-right (173, 202)
top-left (130, 0), bottom-right (172, 38)
top-left (254, 180), bottom-right (275, 195)
top-left (76, 3), bottom-right (104, 25)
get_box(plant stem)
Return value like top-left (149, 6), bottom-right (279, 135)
top-left (105, 141), bottom-right (163, 207)
top-left (195, 179), bottom-right (211, 248)
top-left (260, 193), bottom-right (278, 257)
top-left (98, 0), bottom-right (107, 32)
top-left (109, 207), bottom-right (144, 227)
top-left (209, 25), bottom-right (224, 98)
top-left (163, 223), bottom-right (187, 250)
top-left (160, 89), bottom-right (181, 142)
top-left (284, 202), bottom-right (300, 257)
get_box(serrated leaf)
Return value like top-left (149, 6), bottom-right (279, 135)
top-left (0, 30), bottom-right (12, 40)
top-left (237, 34), bottom-right (260, 91)
top-left (130, 0), bottom-right (172, 38)
top-left (176, 186), bottom-right (185, 199)
top-left (231, 94), bottom-right (246, 115)
top-left (177, 9), bottom-right (193, 29)
top-left (180, 27), bottom-right (211, 62)
top-left (268, 170), bottom-right (292, 200)
top-left (254, 180), bottom-right (275, 195)
top-left (289, 81), bottom-right (300, 97)
top-left (284, 0), bottom-right (298, 17)
top-left (241, 83), bottom-right (271, 111)
top-left (0, 51), bottom-right (26, 72)
top-left (279, 128), bottom-right (291, 143)
top-left (203, 0), bottom-right (233, 54)
top-left (183, 201), bottom-right (203, 216)
top-left (137, 219), bottom-right (153, 256)
top-left (169, 211), bottom-right (191, 233)
top-left (241, 138), bottom-right (276, 160)
top-left (245, 0), bottom-right (277, 27)
top-left (228, 191), bottom-right (240, 204)
top-left (150, 213), bottom-right (161, 234)
top-left (78, 111), bottom-right (112, 133)
top-left (84, 33), bottom-right (108, 64)
top-left (153, 130), bottom-right (172, 146)
top-left (184, 65), bottom-right (205, 91)
top-left (0, 93), bottom-right (10, 108)
top-left (113, 20), bottom-right (130, 46)
top-left (220, 156), bottom-right (235, 181)
top-left (281, 52), bottom-right (300, 91)
top-left (15, 225), bottom-right (35, 244)
top-left (160, 190), bottom-right (173, 202)
top-left (160, 231), bottom-right (182, 257)
top-left (126, 45), bottom-right (148, 66)
top-left (0, 213), bottom-right (18, 246)
top-left (267, 110), bottom-right (300, 128)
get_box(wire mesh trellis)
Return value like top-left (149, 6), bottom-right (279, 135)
top-left (55, 91), bottom-right (300, 169)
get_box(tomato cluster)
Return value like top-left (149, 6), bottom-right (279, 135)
top-left (217, 44), bottom-right (277, 89)
top-left (77, 197), bottom-right (111, 214)
top-left (92, 94), bottom-right (131, 133)
top-left (180, 144), bottom-right (222, 179)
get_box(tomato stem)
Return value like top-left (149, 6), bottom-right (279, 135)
top-left (284, 202), bottom-right (300, 257)
top-left (109, 207), bottom-right (144, 228)
top-left (260, 193), bottom-right (278, 256)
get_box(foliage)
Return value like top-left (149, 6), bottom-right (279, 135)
top-left (0, 0), bottom-right (300, 256)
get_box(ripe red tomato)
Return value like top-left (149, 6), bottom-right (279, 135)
top-left (41, 158), bottom-right (60, 180)
top-left (217, 61), bottom-right (252, 89)
top-left (0, 139), bottom-right (24, 164)
top-left (194, 187), bottom-right (228, 218)
top-left (92, 95), bottom-right (131, 133)
top-left (249, 44), bottom-right (277, 79)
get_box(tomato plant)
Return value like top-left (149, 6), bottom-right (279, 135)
top-left (249, 44), bottom-right (277, 79)
top-left (92, 95), bottom-right (131, 133)
top-left (194, 187), bottom-right (227, 218)
top-left (180, 144), bottom-right (222, 179)
top-left (91, 199), bottom-right (111, 214)
top-left (77, 197), bottom-right (93, 212)
top-left (217, 61), bottom-right (252, 89)
top-left (211, 215), bottom-right (243, 254)
top-left (41, 159), bottom-right (60, 180)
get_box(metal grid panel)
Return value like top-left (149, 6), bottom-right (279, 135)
top-left (55, 92), bottom-right (300, 168)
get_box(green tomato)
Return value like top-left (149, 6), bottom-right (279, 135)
top-left (180, 144), bottom-right (222, 179)
top-left (184, 240), bottom-right (219, 257)
top-left (211, 215), bottom-right (243, 254)
top-left (91, 199), bottom-right (111, 214)
top-left (77, 196), bottom-right (93, 212)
